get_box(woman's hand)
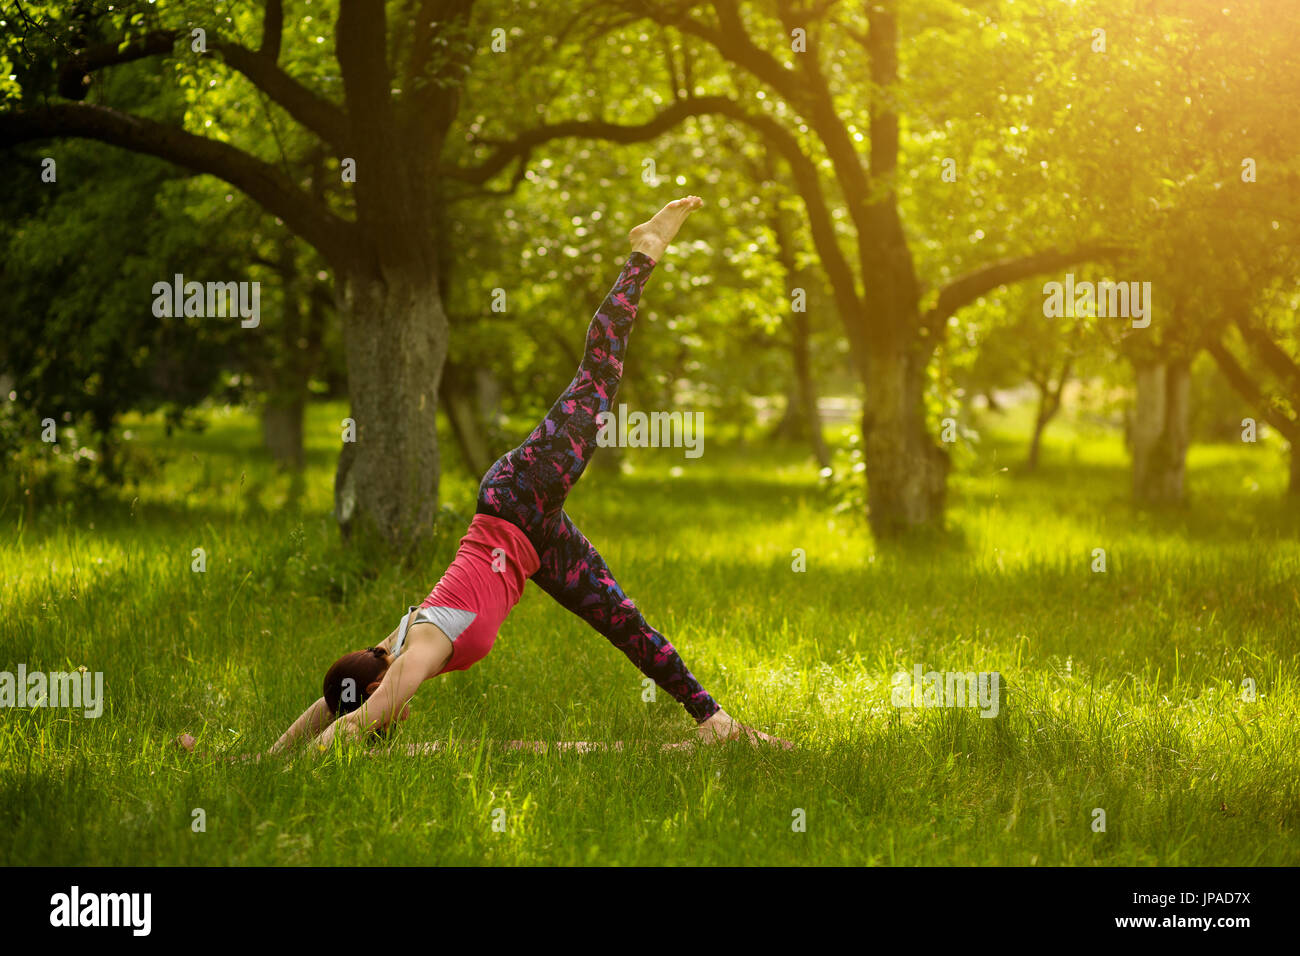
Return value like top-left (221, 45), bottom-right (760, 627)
top-left (695, 709), bottom-right (793, 749)
top-left (175, 732), bottom-right (272, 763)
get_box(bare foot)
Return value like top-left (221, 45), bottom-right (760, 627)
top-left (628, 195), bottom-right (703, 260)
top-left (695, 709), bottom-right (793, 749)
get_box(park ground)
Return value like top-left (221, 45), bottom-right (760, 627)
top-left (1, 399), bottom-right (1297, 865)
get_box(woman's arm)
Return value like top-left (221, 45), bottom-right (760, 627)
top-left (176, 734), bottom-right (277, 762)
top-left (269, 696), bottom-right (334, 755)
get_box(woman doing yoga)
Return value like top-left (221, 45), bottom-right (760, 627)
top-left (267, 197), bottom-right (787, 755)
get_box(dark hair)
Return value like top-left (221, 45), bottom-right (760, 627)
top-left (323, 647), bottom-right (389, 716)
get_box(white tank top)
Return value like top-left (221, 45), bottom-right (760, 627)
top-left (392, 605), bottom-right (479, 657)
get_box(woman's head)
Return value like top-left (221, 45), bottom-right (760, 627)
top-left (323, 646), bottom-right (390, 716)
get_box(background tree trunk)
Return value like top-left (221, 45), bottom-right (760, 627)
top-left (771, 384), bottom-right (803, 440)
top-left (760, 151), bottom-right (830, 470)
top-left (790, 308), bottom-right (831, 469)
top-left (1027, 401), bottom-right (1050, 473)
top-left (439, 358), bottom-right (493, 477)
top-left (769, 321), bottom-right (831, 469)
top-left (1132, 359), bottom-right (1191, 504)
top-left (1027, 359), bottom-right (1070, 472)
top-left (262, 398), bottom-right (305, 471)
top-left (260, 237), bottom-right (322, 474)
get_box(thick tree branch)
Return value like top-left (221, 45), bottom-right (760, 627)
top-left (54, 26), bottom-right (347, 148)
top-left (1207, 339), bottom-right (1300, 441)
top-left (337, 0), bottom-right (396, 142)
top-left (856, 0), bottom-right (923, 340)
top-left (799, 27), bottom-right (872, 212)
top-left (703, 0), bottom-right (806, 104)
top-left (866, 1), bottom-right (898, 182)
top-left (1235, 316), bottom-right (1300, 393)
top-left (209, 40), bottom-right (349, 148)
top-left (618, 1), bottom-right (805, 103)
top-left (336, 0), bottom-right (433, 272)
top-left (924, 244), bottom-right (1123, 331)
top-left (57, 31), bottom-right (176, 99)
top-left (401, 0), bottom-right (474, 170)
top-left (0, 103), bottom-right (353, 267)
top-left (638, 1), bottom-right (875, 240)
top-left (261, 0), bottom-right (284, 61)
top-left (445, 95), bottom-right (726, 183)
top-left (734, 109), bottom-right (869, 367)
top-left (632, 0), bottom-right (882, 337)
top-left (446, 149), bottom-right (533, 200)
top-left (403, 0), bottom-right (442, 95)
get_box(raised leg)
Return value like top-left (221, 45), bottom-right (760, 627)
top-left (476, 197), bottom-right (703, 552)
top-left (476, 250), bottom-right (654, 547)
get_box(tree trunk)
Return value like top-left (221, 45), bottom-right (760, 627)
top-left (1026, 367), bottom-right (1069, 472)
top-left (771, 385), bottom-right (804, 441)
top-left (90, 403), bottom-right (120, 483)
top-left (760, 164), bottom-right (830, 469)
top-left (771, 366), bottom-right (830, 470)
top-left (334, 269), bottom-right (449, 553)
top-left (861, 343), bottom-right (950, 536)
top-left (260, 237), bottom-right (326, 475)
top-left (1132, 359), bottom-right (1191, 504)
top-left (1027, 403), bottom-right (1048, 472)
top-left (262, 397), bottom-right (305, 471)
top-left (475, 366), bottom-right (502, 426)
top-left (792, 308), bottom-right (831, 469)
top-left (439, 358), bottom-right (492, 477)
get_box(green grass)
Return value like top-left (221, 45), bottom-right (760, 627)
top-left (1, 401), bottom-right (1297, 865)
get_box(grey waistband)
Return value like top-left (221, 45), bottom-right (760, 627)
top-left (394, 605), bottom-right (479, 657)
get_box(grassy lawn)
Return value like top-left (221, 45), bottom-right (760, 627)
top-left (2, 401), bottom-right (1297, 865)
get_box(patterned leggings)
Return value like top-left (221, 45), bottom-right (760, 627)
top-left (476, 251), bottom-right (720, 722)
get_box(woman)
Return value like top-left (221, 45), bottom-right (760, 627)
top-left (268, 197), bottom-right (788, 756)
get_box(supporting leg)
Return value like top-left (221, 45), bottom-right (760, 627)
top-left (531, 510), bottom-right (720, 723)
